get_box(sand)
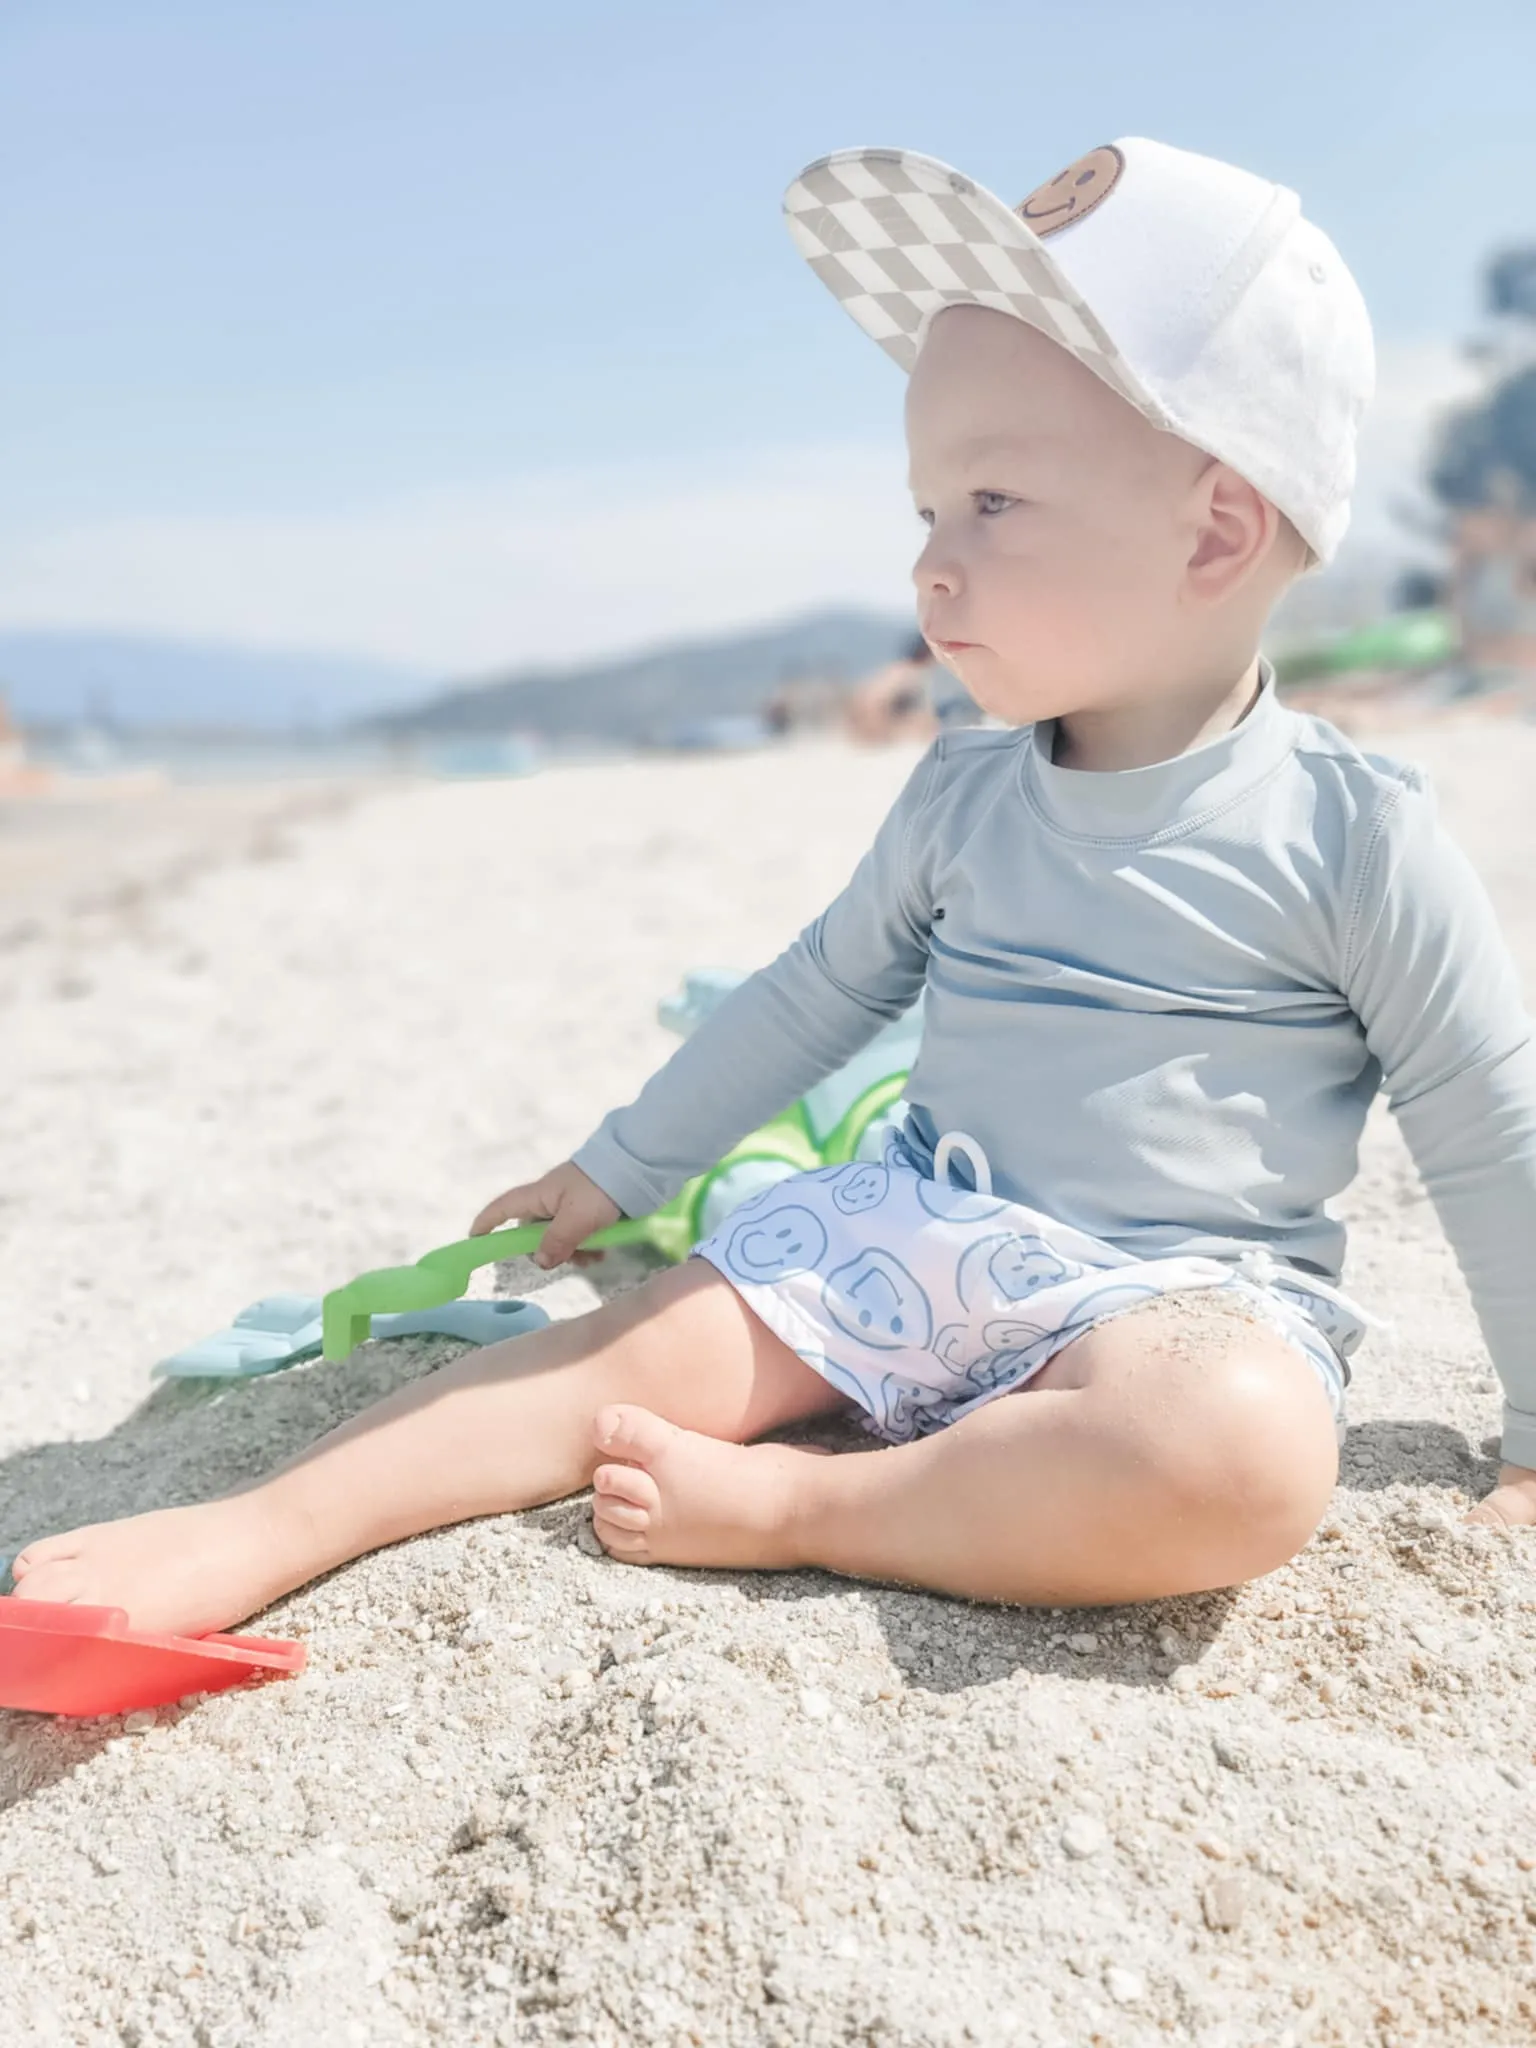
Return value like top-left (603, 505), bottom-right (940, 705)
top-left (2, 725), bottom-right (1535, 2047)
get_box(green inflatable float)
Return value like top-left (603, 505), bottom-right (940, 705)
top-left (1273, 607), bottom-right (1458, 686)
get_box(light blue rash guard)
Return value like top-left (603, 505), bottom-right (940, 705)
top-left (572, 664), bottom-right (1536, 1467)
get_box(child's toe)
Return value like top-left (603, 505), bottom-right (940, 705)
top-left (11, 1559), bottom-right (89, 1604)
top-left (592, 1496), bottom-right (650, 1532)
top-left (11, 1534), bottom-right (78, 1576)
top-left (593, 1403), bottom-right (679, 1471)
top-left (593, 1460), bottom-right (661, 1513)
top-left (592, 1516), bottom-right (652, 1560)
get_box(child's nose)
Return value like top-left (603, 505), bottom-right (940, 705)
top-left (912, 532), bottom-right (963, 600)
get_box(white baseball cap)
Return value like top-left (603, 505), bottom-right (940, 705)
top-left (783, 138), bottom-right (1375, 564)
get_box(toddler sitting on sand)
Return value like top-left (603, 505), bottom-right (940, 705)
top-left (14, 136), bottom-right (1536, 1638)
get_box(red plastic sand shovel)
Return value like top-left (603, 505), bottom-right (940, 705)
top-left (0, 1598), bottom-right (305, 1716)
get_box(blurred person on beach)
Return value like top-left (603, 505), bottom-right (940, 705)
top-left (17, 137), bottom-right (1536, 1638)
top-left (0, 694), bottom-right (52, 797)
top-left (844, 631), bottom-right (984, 744)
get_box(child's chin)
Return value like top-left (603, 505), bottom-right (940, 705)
top-left (954, 657), bottom-right (1053, 728)
top-left (967, 680), bottom-right (1050, 728)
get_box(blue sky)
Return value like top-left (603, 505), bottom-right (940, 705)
top-left (1, 0), bottom-right (1532, 674)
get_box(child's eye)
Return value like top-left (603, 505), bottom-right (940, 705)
top-left (913, 493), bottom-right (1020, 526)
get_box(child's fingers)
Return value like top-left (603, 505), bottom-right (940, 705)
top-left (1465, 1482), bottom-right (1536, 1530)
top-left (468, 1183), bottom-right (551, 1237)
top-left (1464, 1464), bottom-right (1536, 1528)
top-left (536, 1209), bottom-right (602, 1267)
top-left (534, 1220), bottom-right (581, 1270)
top-left (535, 1197), bottom-right (614, 1270)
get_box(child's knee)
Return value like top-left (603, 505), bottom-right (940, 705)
top-left (1160, 1338), bottom-right (1339, 1572)
top-left (1074, 1312), bottom-right (1338, 1579)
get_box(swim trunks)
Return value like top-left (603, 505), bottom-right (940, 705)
top-left (692, 1128), bottom-right (1362, 1446)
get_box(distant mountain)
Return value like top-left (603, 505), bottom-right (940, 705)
top-left (0, 608), bottom-right (918, 745)
top-left (361, 608), bottom-right (917, 745)
top-left (0, 631), bottom-right (430, 733)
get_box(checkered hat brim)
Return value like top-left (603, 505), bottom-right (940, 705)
top-left (783, 148), bottom-right (1162, 423)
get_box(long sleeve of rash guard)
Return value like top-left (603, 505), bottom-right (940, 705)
top-left (571, 747), bottom-right (939, 1221)
top-left (1342, 772), bottom-right (1536, 1470)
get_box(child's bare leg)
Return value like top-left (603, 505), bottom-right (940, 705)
top-left (9, 1262), bottom-right (846, 1636)
top-left (591, 1296), bottom-right (1341, 1605)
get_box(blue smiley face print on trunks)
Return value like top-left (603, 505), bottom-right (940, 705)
top-left (823, 1249), bottom-right (934, 1351)
top-left (989, 1236), bottom-right (1079, 1300)
top-left (723, 1204), bottom-right (830, 1282)
top-left (961, 1348), bottom-right (1036, 1398)
top-left (870, 1370), bottom-right (948, 1439)
top-left (831, 1163), bottom-right (890, 1216)
top-left (956, 1232), bottom-right (1079, 1309)
top-left (929, 1321), bottom-right (970, 1371)
top-left (979, 1316), bottom-right (1053, 1354)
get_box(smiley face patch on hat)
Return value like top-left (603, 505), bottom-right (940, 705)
top-left (1015, 144), bottom-right (1125, 237)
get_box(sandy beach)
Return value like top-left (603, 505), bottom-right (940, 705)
top-left (2, 726), bottom-right (1535, 2047)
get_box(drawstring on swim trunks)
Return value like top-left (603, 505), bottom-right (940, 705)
top-left (933, 1130), bottom-right (993, 1196)
top-left (1234, 1244), bottom-right (1393, 1335)
top-left (1235, 1247), bottom-right (1279, 1289)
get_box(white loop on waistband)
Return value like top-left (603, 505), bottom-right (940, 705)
top-left (933, 1129), bottom-right (993, 1196)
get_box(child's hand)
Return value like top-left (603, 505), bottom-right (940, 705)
top-left (469, 1161), bottom-right (622, 1271)
top-left (1465, 1464), bottom-right (1536, 1529)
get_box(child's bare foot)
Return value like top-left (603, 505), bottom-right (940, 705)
top-left (589, 1404), bottom-right (832, 1571)
top-left (10, 1494), bottom-right (303, 1639)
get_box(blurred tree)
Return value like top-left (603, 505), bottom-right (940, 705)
top-left (1428, 245), bottom-right (1536, 513)
top-left (1488, 248), bottom-right (1536, 323)
top-left (1393, 565), bottom-right (1447, 611)
top-left (1428, 368), bottom-right (1536, 511)
top-left (1425, 246), bottom-right (1536, 685)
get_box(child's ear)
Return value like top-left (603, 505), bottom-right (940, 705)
top-left (1184, 463), bottom-right (1277, 601)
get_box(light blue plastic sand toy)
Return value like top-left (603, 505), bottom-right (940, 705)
top-left (153, 1293), bottom-right (550, 1379)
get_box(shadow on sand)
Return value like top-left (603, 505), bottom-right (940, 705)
top-left (0, 1252), bottom-right (1496, 1812)
top-left (1338, 1414), bottom-right (1500, 1496)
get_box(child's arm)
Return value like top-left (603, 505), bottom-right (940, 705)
top-left (496, 743), bottom-right (943, 1244)
top-left (1341, 772), bottom-right (1536, 1525)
